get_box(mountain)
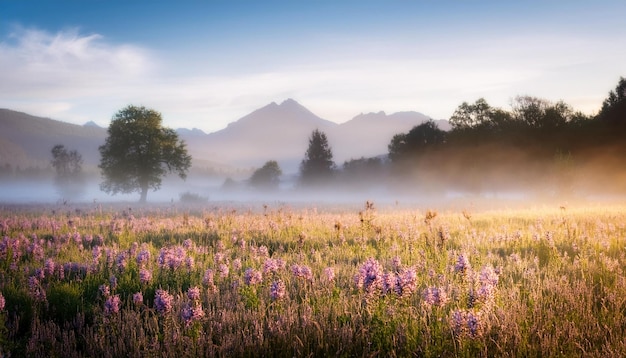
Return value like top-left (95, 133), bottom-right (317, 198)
top-left (0, 101), bottom-right (448, 174)
top-left (0, 109), bottom-right (107, 167)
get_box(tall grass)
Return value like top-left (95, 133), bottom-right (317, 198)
top-left (0, 202), bottom-right (624, 356)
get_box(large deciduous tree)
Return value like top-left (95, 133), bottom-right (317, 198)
top-left (299, 129), bottom-right (335, 186)
top-left (98, 105), bottom-right (192, 202)
top-left (388, 120), bottom-right (446, 162)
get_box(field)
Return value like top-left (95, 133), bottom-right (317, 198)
top-left (0, 201), bottom-right (625, 357)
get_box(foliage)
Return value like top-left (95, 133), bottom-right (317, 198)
top-left (50, 144), bottom-right (84, 199)
top-left (179, 192), bottom-right (209, 203)
top-left (248, 160), bottom-right (282, 190)
top-left (299, 129), bottom-right (335, 186)
top-left (388, 120), bottom-right (446, 162)
top-left (98, 105), bottom-right (192, 202)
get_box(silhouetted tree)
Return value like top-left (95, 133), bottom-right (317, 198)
top-left (597, 77), bottom-right (626, 124)
top-left (51, 144), bottom-right (84, 198)
top-left (449, 98), bottom-right (492, 130)
top-left (299, 129), bottom-right (335, 186)
top-left (99, 105), bottom-right (192, 203)
top-left (388, 120), bottom-right (446, 162)
top-left (249, 160), bottom-right (282, 190)
top-left (511, 96), bottom-right (571, 129)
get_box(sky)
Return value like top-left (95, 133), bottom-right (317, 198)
top-left (1, 0), bottom-right (625, 133)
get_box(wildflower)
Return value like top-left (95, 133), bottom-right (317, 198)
top-left (116, 252), bottom-right (128, 272)
top-left (109, 275), bottom-right (118, 290)
top-left (355, 257), bottom-right (383, 294)
top-left (291, 264), bottom-right (313, 281)
top-left (233, 258), bottom-right (242, 271)
top-left (181, 302), bottom-right (205, 326)
top-left (28, 276), bottom-right (46, 302)
top-left (244, 268), bottom-right (263, 286)
top-left (451, 309), bottom-right (482, 338)
top-left (203, 269), bottom-right (215, 287)
top-left (92, 246), bottom-right (102, 262)
top-left (183, 239), bottom-right (194, 250)
top-left (133, 292), bottom-right (143, 305)
top-left (323, 267), bottom-right (335, 283)
top-left (154, 289), bottom-right (174, 315)
top-left (396, 267), bottom-right (418, 297)
top-left (187, 286), bottom-right (201, 301)
top-left (454, 254), bottom-right (471, 274)
top-left (0, 292), bottom-right (5, 311)
top-left (44, 258), bottom-right (55, 277)
top-left (136, 249), bottom-right (151, 268)
top-left (218, 263), bottom-right (230, 278)
top-left (214, 252), bottom-right (226, 264)
top-left (263, 258), bottom-right (281, 275)
top-left (422, 286), bottom-right (449, 306)
top-left (139, 268), bottom-right (152, 285)
top-left (99, 284), bottom-right (110, 298)
top-left (104, 295), bottom-right (121, 315)
top-left (185, 256), bottom-right (195, 270)
top-left (270, 280), bottom-right (286, 300)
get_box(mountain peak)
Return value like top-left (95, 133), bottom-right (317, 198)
top-left (83, 120), bottom-right (102, 128)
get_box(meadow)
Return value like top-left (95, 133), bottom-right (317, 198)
top-left (0, 200), bottom-right (624, 357)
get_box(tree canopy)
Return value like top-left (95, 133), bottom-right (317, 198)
top-left (50, 144), bottom-right (84, 199)
top-left (98, 105), bottom-right (192, 202)
top-left (249, 160), bottom-right (282, 190)
top-left (299, 129), bottom-right (335, 186)
top-left (388, 120), bottom-right (446, 162)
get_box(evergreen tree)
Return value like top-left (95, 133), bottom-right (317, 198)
top-left (299, 129), bottom-right (335, 186)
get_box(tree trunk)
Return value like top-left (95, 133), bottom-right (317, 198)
top-left (139, 185), bottom-right (148, 203)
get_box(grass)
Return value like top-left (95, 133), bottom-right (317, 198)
top-left (0, 201), bottom-right (624, 356)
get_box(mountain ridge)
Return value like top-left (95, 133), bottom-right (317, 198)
top-left (0, 101), bottom-right (448, 173)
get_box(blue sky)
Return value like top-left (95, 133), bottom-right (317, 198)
top-left (1, 1), bottom-right (625, 132)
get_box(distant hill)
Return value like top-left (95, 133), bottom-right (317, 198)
top-left (0, 109), bottom-right (107, 168)
top-left (0, 101), bottom-right (448, 174)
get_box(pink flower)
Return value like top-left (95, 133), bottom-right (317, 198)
top-left (0, 292), bottom-right (5, 311)
top-left (323, 267), bottom-right (335, 283)
top-left (203, 269), bottom-right (215, 287)
top-left (181, 302), bottom-right (204, 326)
top-left (422, 286), bottom-right (449, 306)
top-left (455, 254), bottom-right (471, 274)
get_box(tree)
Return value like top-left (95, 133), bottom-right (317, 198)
top-left (299, 129), bottom-right (335, 186)
top-left (249, 160), bottom-right (282, 190)
top-left (51, 144), bottom-right (84, 199)
top-left (98, 105), bottom-right (192, 202)
top-left (449, 98), bottom-right (492, 130)
top-left (597, 77), bottom-right (626, 124)
top-left (511, 96), bottom-right (571, 129)
top-left (388, 120), bottom-right (446, 162)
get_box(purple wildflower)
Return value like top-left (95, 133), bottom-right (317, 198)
top-left (136, 249), bottom-right (151, 268)
top-left (133, 292), bottom-right (143, 305)
top-left (233, 258), bottom-right (242, 271)
top-left (451, 309), bottom-right (482, 338)
top-left (323, 267), bottom-right (335, 283)
top-left (355, 257), bottom-right (383, 294)
top-left (154, 289), bottom-right (174, 315)
top-left (454, 254), bottom-right (471, 274)
top-left (99, 284), bottom-right (110, 298)
top-left (218, 263), bottom-right (229, 278)
top-left (270, 280), bottom-right (286, 300)
top-left (104, 295), bottom-right (121, 315)
top-left (181, 302), bottom-right (205, 326)
top-left (0, 292), bottom-right (5, 311)
top-left (28, 276), bottom-right (46, 302)
top-left (109, 275), bottom-right (118, 290)
top-left (244, 268), bottom-right (263, 285)
top-left (139, 268), bottom-right (152, 285)
top-left (44, 258), bottom-right (55, 277)
top-left (203, 269), bottom-right (215, 287)
top-left (422, 286), bottom-right (449, 306)
top-left (291, 264), bottom-right (314, 281)
top-left (187, 286), bottom-right (201, 301)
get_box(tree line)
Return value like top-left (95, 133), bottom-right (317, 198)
top-left (46, 76), bottom-right (626, 201)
